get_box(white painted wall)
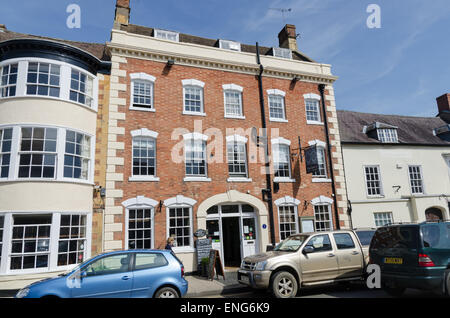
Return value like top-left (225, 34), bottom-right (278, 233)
top-left (343, 144), bottom-right (450, 228)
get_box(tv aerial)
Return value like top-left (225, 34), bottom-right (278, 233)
top-left (269, 8), bottom-right (292, 24)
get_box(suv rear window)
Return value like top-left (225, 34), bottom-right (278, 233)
top-left (421, 224), bottom-right (450, 249)
top-left (371, 226), bottom-right (419, 249)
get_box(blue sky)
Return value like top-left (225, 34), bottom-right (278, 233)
top-left (2, 0), bottom-right (450, 117)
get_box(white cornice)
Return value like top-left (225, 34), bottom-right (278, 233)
top-left (107, 31), bottom-right (338, 84)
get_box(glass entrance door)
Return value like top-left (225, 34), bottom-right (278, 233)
top-left (241, 217), bottom-right (257, 258)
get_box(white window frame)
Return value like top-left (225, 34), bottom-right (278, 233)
top-left (223, 84), bottom-right (244, 119)
top-left (154, 29), bottom-right (180, 42)
top-left (183, 132), bottom-right (211, 182)
top-left (271, 137), bottom-right (295, 183)
top-left (129, 129), bottom-right (159, 182)
top-left (0, 127), bottom-right (13, 179)
top-left (164, 195), bottom-right (197, 253)
top-left (303, 93), bottom-right (323, 125)
top-left (0, 211), bottom-right (92, 275)
top-left (377, 128), bottom-right (398, 143)
top-left (364, 165), bottom-right (384, 197)
top-left (373, 212), bottom-right (393, 227)
top-left (308, 140), bottom-right (330, 182)
top-left (0, 124), bottom-right (95, 185)
top-left (63, 130), bottom-right (92, 181)
top-left (219, 40), bottom-right (241, 52)
top-left (0, 58), bottom-right (99, 112)
top-left (129, 73), bottom-right (156, 112)
top-left (311, 196), bottom-right (334, 232)
top-left (408, 165), bottom-right (425, 195)
top-left (267, 89), bottom-right (287, 122)
top-left (0, 62), bottom-right (18, 98)
top-left (182, 79), bottom-right (205, 116)
top-left (275, 196), bottom-right (301, 241)
top-left (226, 134), bottom-right (251, 182)
top-left (122, 196), bottom-right (158, 250)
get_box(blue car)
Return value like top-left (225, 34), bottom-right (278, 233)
top-left (15, 250), bottom-right (188, 298)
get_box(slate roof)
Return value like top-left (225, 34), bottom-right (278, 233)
top-left (0, 28), bottom-right (110, 61)
top-left (121, 24), bottom-right (315, 63)
top-left (337, 110), bottom-right (450, 146)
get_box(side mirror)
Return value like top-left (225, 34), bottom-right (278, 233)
top-left (302, 246), bottom-right (314, 255)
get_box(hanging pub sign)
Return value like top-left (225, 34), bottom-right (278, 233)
top-left (304, 145), bottom-right (319, 174)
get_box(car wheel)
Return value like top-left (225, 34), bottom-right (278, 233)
top-left (154, 287), bottom-right (179, 298)
top-left (271, 271), bottom-right (298, 298)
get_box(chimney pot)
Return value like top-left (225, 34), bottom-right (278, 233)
top-left (278, 24), bottom-right (298, 51)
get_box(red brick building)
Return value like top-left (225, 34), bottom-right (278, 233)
top-left (104, 0), bottom-right (349, 271)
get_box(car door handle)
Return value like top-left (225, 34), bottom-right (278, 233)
top-left (121, 275), bottom-right (131, 280)
top-left (327, 253), bottom-right (335, 257)
top-left (351, 251), bottom-right (359, 255)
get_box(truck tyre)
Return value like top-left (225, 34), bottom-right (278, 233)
top-left (270, 271), bottom-right (298, 298)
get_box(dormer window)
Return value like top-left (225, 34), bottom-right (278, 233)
top-left (154, 29), bottom-right (179, 42)
top-left (219, 40), bottom-right (241, 52)
top-left (363, 122), bottom-right (399, 143)
top-left (377, 128), bottom-right (398, 143)
top-left (272, 47), bottom-right (292, 59)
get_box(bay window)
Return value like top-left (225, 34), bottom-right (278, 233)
top-left (70, 69), bottom-right (94, 107)
top-left (26, 62), bottom-right (60, 97)
top-left (0, 125), bottom-right (94, 183)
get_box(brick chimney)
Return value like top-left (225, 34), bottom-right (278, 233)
top-left (114, 0), bottom-right (130, 28)
top-left (437, 94), bottom-right (450, 123)
top-left (278, 24), bottom-right (298, 51)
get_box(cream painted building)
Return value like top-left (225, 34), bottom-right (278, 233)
top-left (0, 29), bottom-right (110, 283)
top-left (338, 106), bottom-right (450, 229)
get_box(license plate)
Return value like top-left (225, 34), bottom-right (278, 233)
top-left (384, 257), bottom-right (403, 264)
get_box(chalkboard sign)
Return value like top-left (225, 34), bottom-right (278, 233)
top-left (195, 238), bottom-right (212, 272)
top-left (208, 249), bottom-right (225, 281)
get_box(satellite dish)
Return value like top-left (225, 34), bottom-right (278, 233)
top-left (251, 127), bottom-right (258, 144)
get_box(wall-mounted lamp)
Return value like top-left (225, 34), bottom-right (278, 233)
top-left (167, 59), bottom-right (175, 67)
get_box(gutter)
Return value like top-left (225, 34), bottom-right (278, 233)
top-left (256, 42), bottom-right (276, 247)
top-left (318, 84), bottom-right (341, 230)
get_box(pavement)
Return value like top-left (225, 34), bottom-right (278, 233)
top-left (0, 269), bottom-right (248, 298)
top-left (185, 269), bottom-right (250, 298)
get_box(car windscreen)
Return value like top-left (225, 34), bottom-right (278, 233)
top-left (274, 235), bottom-right (309, 252)
top-left (355, 230), bottom-right (375, 246)
top-left (370, 226), bottom-right (419, 249)
top-left (421, 223), bottom-right (450, 249)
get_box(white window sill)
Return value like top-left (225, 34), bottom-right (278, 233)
top-left (269, 118), bottom-right (288, 123)
top-left (172, 246), bottom-right (196, 254)
top-left (224, 115), bottom-right (246, 120)
top-left (274, 177), bottom-right (296, 183)
top-left (312, 178), bottom-right (331, 183)
top-left (182, 111), bottom-right (206, 117)
top-left (367, 195), bottom-right (385, 199)
top-left (128, 176), bottom-right (160, 182)
top-left (307, 120), bottom-right (324, 126)
top-left (129, 106), bottom-right (155, 112)
top-left (227, 177), bottom-right (252, 183)
top-left (183, 176), bottom-right (212, 182)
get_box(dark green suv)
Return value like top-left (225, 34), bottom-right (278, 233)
top-left (369, 221), bottom-right (450, 296)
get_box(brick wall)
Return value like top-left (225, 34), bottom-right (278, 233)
top-left (102, 53), bottom-right (348, 251)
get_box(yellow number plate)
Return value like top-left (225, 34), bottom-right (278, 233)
top-left (384, 257), bottom-right (403, 264)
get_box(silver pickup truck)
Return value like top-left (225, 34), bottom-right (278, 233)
top-left (238, 230), bottom-right (369, 298)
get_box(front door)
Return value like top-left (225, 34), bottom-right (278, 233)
top-left (241, 217), bottom-right (257, 258)
top-left (222, 217), bottom-right (241, 267)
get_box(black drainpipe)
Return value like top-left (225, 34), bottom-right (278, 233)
top-left (256, 42), bottom-right (276, 247)
top-left (318, 84), bottom-right (340, 230)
